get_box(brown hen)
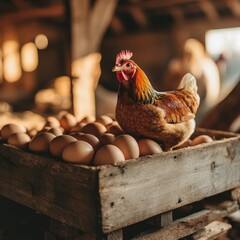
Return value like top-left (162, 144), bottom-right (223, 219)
top-left (112, 50), bottom-right (200, 151)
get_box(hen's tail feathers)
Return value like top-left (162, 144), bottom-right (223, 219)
top-left (178, 73), bottom-right (198, 92)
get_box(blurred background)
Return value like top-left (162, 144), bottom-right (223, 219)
top-left (0, 1), bottom-right (240, 239)
top-left (0, 0), bottom-right (239, 133)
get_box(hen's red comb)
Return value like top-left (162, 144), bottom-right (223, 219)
top-left (116, 50), bottom-right (133, 65)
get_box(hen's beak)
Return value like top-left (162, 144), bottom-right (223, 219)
top-left (112, 65), bottom-right (122, 72)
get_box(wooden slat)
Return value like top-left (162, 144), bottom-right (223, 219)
top-left (0, 144), bottom-right (99, 233)
top-left (192, 221), bottom-right (232, 240)
top-left (99, 135), bottom-right (240, 233)
top-left (133, 210), bottom-right (210, 240)
top-left (89, 0), bottom-right (118, 52)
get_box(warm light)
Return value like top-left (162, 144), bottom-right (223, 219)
top-left (34, 34), bottom-right (48, 49)
top-left (54, 76), bottom-right (71, 97)
top-left (0, 50), bottom-right (3, 82)
top-left (21, 42), bottom-right (38, 72)
top-left (206, 27), bottom-right (240, 57)
top-left (3, 40), bottom-right (21, 82)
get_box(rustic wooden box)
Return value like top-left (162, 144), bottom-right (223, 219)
top-left (0, 128), bottom-right (239, 235)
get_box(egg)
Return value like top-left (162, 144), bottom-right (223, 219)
top-left (44, 116), bottom-right (60, 128)
top-left (59, 113), bottom-right (77, 131)
top-left (174, 139), bottom-right (192, 150)
top-left (70, 133), bottom-right (100, 151)
top-left (107, 121), bottom-right (124, 136)
top-left (112, 134), bottom-right (139, 160)
top-left (99, 133), bottom-right (115, 145)
top-left (7, 133), bottom-right (31, 149)
top-left (79, 116), bottom-right (95, 124)
top-left (138, 139), bottom-right (163, 156)
top-left (28, 129), bottom-right (38, 138)
top-left (93, 145), bottom-right (125, 166)
top-left (191, 135), bottom-right (213, 146)
top-left (82, 122), bottom-right (106, 137)
top-left (48, 127), bottom-right (64, 136)
top-left (70, 122), bottom-right (86, 133)
top-left (62, 141), bottom-right (94, 164)
top-left (28, 132), bottom-right (55, 153)
top-left (95, 115), bottom-right (113, 126)
top-left (1, 123), bottom-right (27, 140)
top-left (49, 135), bottom-right (77, 157)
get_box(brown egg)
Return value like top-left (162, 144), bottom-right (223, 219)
top-left (62, 141), bottom-right (94, 164)
top-left (59, 113), bottom-right (77, 131)
top-left (99, 133), bottom-right (115, 145)
top-left (70, 122), bottom-right (86, 133)
top-left (191, 135), bottom-right (213, 146)
top-left (7, 133), bottom-right (31, 149)
top-left (113, 134), bottom-right (139, 160)
top-left (38, 127), bottom-right (52, 133)
top-left (79, 116), bottom-right (95, 124)
top-left (44, 116), bottom-right (60, 128)
top-left (93, 145), bottom-right (125, 166)
top-left (49, 135), bottom-right (77, 157)
top-left (48, 127), bottom-right (64, 136)
top-left (70, 133), bottom-right (100, 151)
top-left (138, 139), bottom-right (163, 156)
top-left (28, 132), bottom-right (55, 153)
top-left (95, 115), bottom-right (113, 126)
top-left (82, 122), bottom-right (106, 137)
top-left (28, 129), bottom-right (38, 138)
top-left (174, 139), bottom-right (192, 150)
top-left (1, 123), bottom-right (27, 140)
top-left (107, 121), bottom-right (124, 136)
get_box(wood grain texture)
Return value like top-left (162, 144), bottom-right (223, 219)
top-left (0, 129), bottom-right (239, 236)
top-left (0, 144), bottom-right (99, 233)
top-left (133, 210), bottom-right (210, 240)
top-left (99, 134), bottom-right (240, 233)
top-left (192, 221), bottom-right (232, 240)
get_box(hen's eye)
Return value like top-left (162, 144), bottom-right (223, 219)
top-left (126, 63), bottom-right (131, 67)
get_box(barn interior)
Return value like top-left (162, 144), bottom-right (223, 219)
top-left (0, 0), bottom-right (239, 239)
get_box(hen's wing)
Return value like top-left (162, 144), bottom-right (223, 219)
top-left (154, 90), bottom-right (199, 123)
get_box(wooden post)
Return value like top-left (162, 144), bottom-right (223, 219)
top-left (70, 0), bottom-right (118, 119)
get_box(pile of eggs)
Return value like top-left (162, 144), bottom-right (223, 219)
top-left (0, 112), bottom-right (214, 166)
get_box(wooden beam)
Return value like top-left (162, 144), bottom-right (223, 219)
top-left (117, 0), bottom-right (204, 12)
top-left (199, 0), bottom-right (219, 21)
top-left (70, 0), bottom-right (117, 118)
top-left (170, 7), bottom-right (185, 23)
top-left (0, 3), bottom-right (65, 26)
top-left (110, 16), bottom-right (125, 34)
top-left (129, 7), bottom-right (148, 28)
top-left (89, 0), bottom-right (118, 52)
top-left (225, 0), bottom-right (240, 17)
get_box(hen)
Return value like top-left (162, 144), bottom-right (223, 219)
top-left (112, 50), bottom-right (200, 151)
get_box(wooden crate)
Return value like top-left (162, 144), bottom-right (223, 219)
top-left (0, 128), bottom-right (239, 237)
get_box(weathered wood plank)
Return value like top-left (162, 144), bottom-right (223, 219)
top-left (99, 135), bottom-right (240, 233)
top-left (133, 210), bottom-right (210, 240)
top-left (192, 221), bottom-right (232, 240)
top-left (0, 144), bottom-right (99, 233)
